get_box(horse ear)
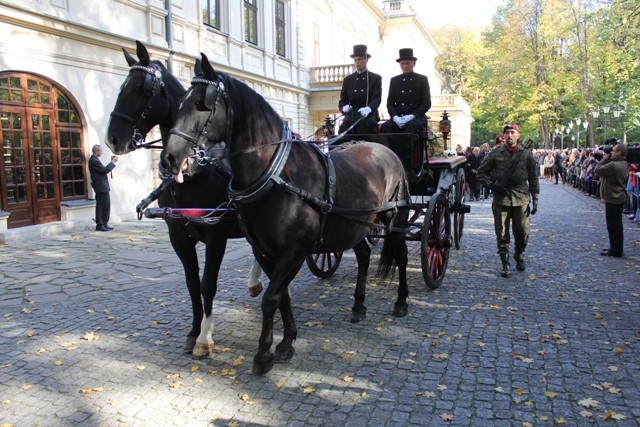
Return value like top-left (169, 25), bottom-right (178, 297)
top-left (136, 40), bottom-right (150, 65)
top-left (123, 48), bottom-right (136, 66)
top-left (194, 58), bottom-right (203, 76)
top-left (200, 53), bottom-right (219, 82)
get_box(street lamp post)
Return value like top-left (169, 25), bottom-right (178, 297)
top-left (574, 117), bottom-right (587, 149)
top-left (439, 110), bottom-right (451, 151)
top-left (592, 104), bottom-right (622, 144)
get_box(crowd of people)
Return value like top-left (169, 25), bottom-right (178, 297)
top-left (529, 143), bottom-right (640, 226)
top-left (461, 139), bottom-right (640, 224)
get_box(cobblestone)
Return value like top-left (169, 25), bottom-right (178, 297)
top-left (0, 180), bottom-right (638, 426)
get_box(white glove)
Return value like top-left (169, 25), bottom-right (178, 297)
top-left (403, 114), bottom-right (415, 123)
top-left (393, 116), bottom-right (404, 127)
top-left (358, 106), bottom-right (372, 117)
top-left (342, 105), bottom-right (352, 113)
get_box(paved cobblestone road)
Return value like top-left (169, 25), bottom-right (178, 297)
top-left (1, 180), bottom-right (639, 426)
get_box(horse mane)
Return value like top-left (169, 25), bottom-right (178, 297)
top-left (220, 73), bottom-right (284, 143)
top-left (150, 60), bottom-right (185, 96)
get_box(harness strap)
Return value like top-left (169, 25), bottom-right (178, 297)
top-left (136, 178), bottom-right (173, 219)
top-left (228, 139), bottom-right (293, 204)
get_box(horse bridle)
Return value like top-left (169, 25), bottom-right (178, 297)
top-left (169, 76), bottom-right (232, 167)
top-left (110, 63), bottom-right (168, 149)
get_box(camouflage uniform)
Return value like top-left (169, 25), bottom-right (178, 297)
top-left (477, 144), bottom-right (540, 267)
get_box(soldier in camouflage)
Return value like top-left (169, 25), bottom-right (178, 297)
top-left (477, 123), bottom-right (540, 277)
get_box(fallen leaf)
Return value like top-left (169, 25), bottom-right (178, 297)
top-left (341, 376), bottom-right (354, 383)
top-left (54, 360), bottom-right (63, 366)
top-left (168, 380), bottom-right (182, 389)
top-left (545, 390), bottom-right (557, 398)
top-left (26, 330), bottom-right (35, 338)
top-left (303, 386), bottom-right (316, 394)
top-left (577, 397), bottom-right (599, 408)
top-left (439, 413), bottom-right (454, 421)
top-left (275, 381), bottom-right (285, 389)
top-left (579, 410), bottom-right (593, 418)
top-left (240, 393), bottom-right (254, 404)
top-left (432, 353), bottom-right (449, 361)
top-left (82, 331), bottom-right (99, 341)
top-left (191, 365), bottom-right (200, 372)
top-left (602, 410), bottom-right (626, 420)
top-left (613, 347), bottom-right (623, 354)
top-left (555, 417), bottom-right (566, 424)
top-left (231, 356), bottom-right (245, 367)
top-left (80, 387), bottom-right (104, 394)
top-left (135, 365), bottom-right (146, 371)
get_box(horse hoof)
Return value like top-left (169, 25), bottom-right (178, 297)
top-left (252, 355), bottom-right (275, 375)
top-left (184, 337), bottom-right (197, 354)
top-left (350, 310), bottom-right (366, 323)
top-left (192, 342), bottom-right (213, 359)
top-left (274, 346), bottom-right (295, 364)
top-left (393, 303), bottom-right (408, 317)
top-left (248, 282), bottom-right (263, 297)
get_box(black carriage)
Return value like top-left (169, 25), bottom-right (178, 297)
top-left (306, 129), bottom-right (470, 289)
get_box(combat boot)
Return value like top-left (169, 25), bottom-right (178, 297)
top-left (514, 253), bottom-right (525, 271)
top-left (500, 254), bottom-right (510, 278)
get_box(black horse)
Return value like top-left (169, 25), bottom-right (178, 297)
top-left (162, 53), bottom-right (411, 375)
top-left (106, 41), bottom-right (262, 358)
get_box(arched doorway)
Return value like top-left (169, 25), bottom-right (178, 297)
top-left (0, 73), bottom-right (87, 229)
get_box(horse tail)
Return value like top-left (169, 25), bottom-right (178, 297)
top-left (376, 232), bottom-right (397, 280)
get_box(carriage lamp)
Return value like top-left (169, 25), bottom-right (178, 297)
top-left (439, 111), bottom-right (451, 150)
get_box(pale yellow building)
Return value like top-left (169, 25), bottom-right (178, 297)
top-left (0, 0), bottom-right (470, 234)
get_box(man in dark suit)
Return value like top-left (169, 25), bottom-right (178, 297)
top-left (89, 144), bottom-right (117, 231)
top-left (338, 44), bottom-right (382, 135)
top-left (380, 48), bottom-right (431, 135)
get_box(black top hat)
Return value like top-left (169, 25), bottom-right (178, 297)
top-left (350, 44), bottom-right (371, 58)
top-left (396, 48), bottom-right (417, 62)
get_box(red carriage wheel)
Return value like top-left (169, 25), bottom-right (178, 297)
top-left (306, 252), bottom-right (343, 278)
top-left (421, 192), bottom-right (452, 289)
top-left (454, 167), bottom-right (466, 250)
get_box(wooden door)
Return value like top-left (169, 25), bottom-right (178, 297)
top-left (0, 108), bottom-right (60, 227)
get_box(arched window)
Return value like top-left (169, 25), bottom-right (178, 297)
top-left (0, 72), bottom-right (86, 228)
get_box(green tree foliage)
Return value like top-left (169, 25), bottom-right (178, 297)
top-left (433, 0), bottom-right (640, 148)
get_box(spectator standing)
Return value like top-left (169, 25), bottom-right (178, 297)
top-left (553, 149), bottom-right (565, 184)
top-left (380, 48), bottom-right (431, 135)
top-left (477, 123), bottom-right (540, 277)
top-left (465, 147), bottom-right (481, 201)
top-left (594, 143), bottom-right (629, 257)
top-left (89, 144), bottom-right (117, 232)
top-left (338, 44), bottom-right (382, 135)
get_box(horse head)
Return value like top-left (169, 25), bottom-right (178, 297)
top-left (162, 53), bottom-right (233, 183)
top-left (106, 41), bottom-right (185, 154)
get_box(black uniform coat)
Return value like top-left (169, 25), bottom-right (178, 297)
top-left (89, 155), bottom-right (116, 193)
top-left (338, 70), bottom-right (382, 114)
top-left (386, 72), bottom-right (431, 118)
